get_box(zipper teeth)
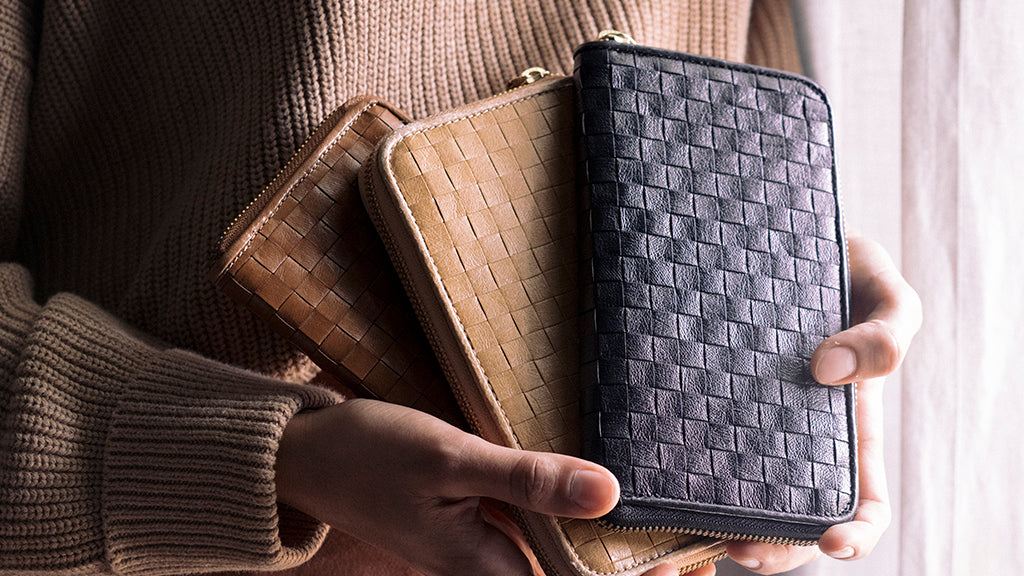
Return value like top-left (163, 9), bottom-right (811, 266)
top-left (510, 507), bottom-right (728, 576)
top-left (595, 519), bottom-right (816, 547)
top-left (688, 550), bottom-right (730, 572)
top-left (359, 160), bottom-right (483, 435)
top-left (218, 104), bottom-right (354, 252)
top-left (507, 507), bottom-right (560, 576)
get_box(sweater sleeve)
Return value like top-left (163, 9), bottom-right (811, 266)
top-left (1, 264), bottom-right (342, 575)
top-left (2, 4), bottom-right (341, 574)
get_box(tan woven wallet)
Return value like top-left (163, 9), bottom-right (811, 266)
top-left (212, 96), bottom-right (463, 424)
top-left (360, 76), bottom-right (726, 575)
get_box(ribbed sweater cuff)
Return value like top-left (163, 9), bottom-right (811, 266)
top-left (104, 350), bottom-right (339, 575)
top-left (1, 265), bottom-right (342, 574)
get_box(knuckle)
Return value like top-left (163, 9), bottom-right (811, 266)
top-left (871, 267), bottom-right (923, 335)
top-left (865, 318), bottom-right (903, 374)
top-left (864, 498), bottom-right (893, 533)
top-left (430, 434), bottom-right (473, 483)
top-left (510, 454), bottom-right (556, 509)
top-left (882, 267), bottom-right (923, 331)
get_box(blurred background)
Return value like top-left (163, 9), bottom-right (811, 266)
top-left (720, 1), bottom-right (1024, 574)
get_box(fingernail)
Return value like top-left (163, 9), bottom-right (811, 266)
top-left (816, 345), bottom-right (857, 384)
top-left (830, 547), bottom-right (856, 560)
top-left (734, 557), bottom-right (762, 571)
top-left (570, 470), bottom-right (616, 511)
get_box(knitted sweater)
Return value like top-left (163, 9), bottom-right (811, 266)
top-left (0, 1), bottom-right (800, 573)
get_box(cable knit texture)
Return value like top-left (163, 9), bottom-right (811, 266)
top-left (0, 0), bottom-right (800, 574)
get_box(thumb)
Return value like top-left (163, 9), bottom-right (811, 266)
top-left (812, 233), bottom-right (922, 385)
top-left (451, 437), bottom-right (620, 518)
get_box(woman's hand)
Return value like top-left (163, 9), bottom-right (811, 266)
top-left (274, 397), bottom-right (621, 576)
top-left (276, 398), bottom-right (719, 575)
top-left (275, 231), bottom-right (920, 576)
top-left (726, 233), bottom-right (922, 573)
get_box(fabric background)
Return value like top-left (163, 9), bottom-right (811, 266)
top-left (721, 1), bottom-right (1024, 574)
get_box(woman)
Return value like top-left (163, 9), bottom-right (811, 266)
top-left (0, 1), bottom-right (920, 574)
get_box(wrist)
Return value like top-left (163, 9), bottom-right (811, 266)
top-left (275, 409), bottom-right (316, 514)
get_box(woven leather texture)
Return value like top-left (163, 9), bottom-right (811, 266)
top-left (575, 42), bottom-right (854, 536)
top-left (214, 99), bottom-right (462, 423)
top-left (366, 77), bottom-right (724, 576)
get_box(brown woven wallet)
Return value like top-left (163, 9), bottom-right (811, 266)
top-left (212, 96), bottom-right (462, 423)
top-left (360, 76), bottom-right (726, 576)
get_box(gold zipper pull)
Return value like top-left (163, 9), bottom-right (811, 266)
top-left (597, 29), bottom-right (637, 44)
top-left (501, 30), bottom-right (634, 92)
top-left (505, 66), bottom-right (552, 90)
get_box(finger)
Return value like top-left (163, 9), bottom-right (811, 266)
top-left (449, 436), bottom-right (620, 518)
top-left (426, 510), bottom-right (535, 576)
top-left (726, 541), bottom-right (820, 575)
top-left (812, 234), bottom-right (922, 385)
top-left (467, 525), bottom-right (535, 576)
top-left (819, 377), bottom-right (891, 560)
top-left (479, 499), bottom-right (543, 575)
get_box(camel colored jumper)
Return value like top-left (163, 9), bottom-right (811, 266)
top-left (0, 1), bottom-right (800, 573)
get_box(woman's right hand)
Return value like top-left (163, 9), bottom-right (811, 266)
top-left (274, 397), bottom-right (622, 576)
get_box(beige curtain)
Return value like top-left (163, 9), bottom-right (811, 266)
top-left (719, 1), bottom-right (1024, 574)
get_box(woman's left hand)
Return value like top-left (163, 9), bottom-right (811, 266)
top-left (725, 232), bottom-right (922, 573)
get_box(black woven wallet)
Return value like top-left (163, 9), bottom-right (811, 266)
top-left (575, 40), bottom-right (856, 542)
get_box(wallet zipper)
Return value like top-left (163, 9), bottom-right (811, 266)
top-left (505, 66), bottom-right (552, 90)
top-left (218, 104), bottom-right (359, 254)
top-left (596, 518), bottom-right (817, 547)
top-left (687, 550), bottom-right (731, 572)
top-left (507, 507), bottom-right (730, 576)
top-left (596, 29), bottom-right (637, 44)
